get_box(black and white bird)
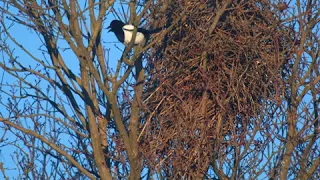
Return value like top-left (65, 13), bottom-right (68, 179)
top-left (107, 20), bottom-right (149, 46)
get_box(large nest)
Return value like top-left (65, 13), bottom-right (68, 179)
top-left (141, 0), bottom-right (294, 177)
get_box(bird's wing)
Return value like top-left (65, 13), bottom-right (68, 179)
top-left (123, 24), bottom-right (135, 31)
top-left (123, 24), bottom-right (149, 34)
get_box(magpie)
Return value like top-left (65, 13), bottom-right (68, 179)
top-left (107, 20), bottom-right (149, 46)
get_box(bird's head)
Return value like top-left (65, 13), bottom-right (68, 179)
top-left (107, 20), bottom-right (125, 32)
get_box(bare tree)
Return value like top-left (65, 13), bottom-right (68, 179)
top-left (0, 0), bottom-right (175, 179)
top-left (0, 0), bottom-right (319, 180)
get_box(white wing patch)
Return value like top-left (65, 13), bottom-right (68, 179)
top-left (123, 25), bottom-right (145, 45)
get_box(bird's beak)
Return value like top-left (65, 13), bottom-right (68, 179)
top-left (106, 26), bottom-right (111, 32)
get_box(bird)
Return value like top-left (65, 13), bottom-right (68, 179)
top-left (107, 20), bottom-right (148, 46)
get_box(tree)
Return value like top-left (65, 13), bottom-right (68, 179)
top-left (0, 0), bottom-right (319, 179)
